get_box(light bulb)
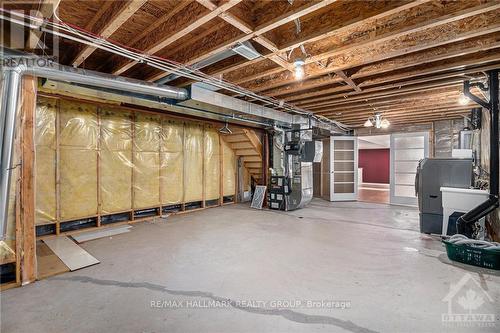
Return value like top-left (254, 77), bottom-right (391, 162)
top-left (363, 118), bottom-right (373, 127)
top-left (458, 93), bottom-right (469, 105)
top-left (294, 58), bottom-right (305, 80)
top-left (381, 119), bottom-right (390, 128)
top-left (294, 66), bottom-right (304, 80)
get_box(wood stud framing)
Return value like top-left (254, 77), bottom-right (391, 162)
top-left (25, 94), bottom-right (258, 240)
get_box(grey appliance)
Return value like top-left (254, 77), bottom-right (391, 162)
top-left (415, 158), bottom-right (473, 234)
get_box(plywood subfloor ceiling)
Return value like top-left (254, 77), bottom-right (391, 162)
top-left (2, 0), bottom-right (500, 127)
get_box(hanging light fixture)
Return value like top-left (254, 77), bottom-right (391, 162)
top-left (363, 113), bottom-right (390, 129)
top-left (294, 58), bottom-right (305, 80)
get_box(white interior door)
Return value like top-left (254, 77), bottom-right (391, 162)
top-left (390, 132), bottom-right (429, 206)
top-left (329, 136), bottom-right (358, 201)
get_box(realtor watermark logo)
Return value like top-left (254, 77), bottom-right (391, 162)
top-left (442, 273), bottom-right (496, 328)
top-left (150, 299), bottom-right (351, 310)
top-left (1, 2), bottom-right (59, 68)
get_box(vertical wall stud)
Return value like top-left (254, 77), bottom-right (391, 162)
top-left (131, 111), bottom-right (135, 221)
top-left (20, 76), bottom-right (37, 284)
top-left (96, 107), bottom-right (101, 227)
top-left (202, 125), bottom-right (206, 208)
top-left (55, 99), bottom-right (60, 234)
top-left (219, 134), bottom-right (223, 206)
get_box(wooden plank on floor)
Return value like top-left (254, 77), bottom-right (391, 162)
top-left (36, 241), bottom-right (69, 280)
top-left (43, 236), bottom-right (99, 271)
top-left (71, 225), bottom-right (132, 243)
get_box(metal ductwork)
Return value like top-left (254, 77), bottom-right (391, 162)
top-left (0, 58), bottom-right (188, 241)
top-left (268, 125), bottom-right (323, 211)
top-left (178, 83), bottom-right (293, 127)
top-left (179, 83), bottom-right (348, 134)
top-left (457, 69), bottom-right (499, 237)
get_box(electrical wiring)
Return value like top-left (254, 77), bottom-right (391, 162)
top-left (0, 8), bottom-right (350, 132)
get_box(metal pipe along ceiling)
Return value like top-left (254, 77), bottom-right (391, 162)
top-left (0, 62), bottom-right (188, 240)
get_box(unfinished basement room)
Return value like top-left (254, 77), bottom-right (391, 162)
top-left (1, 0), bottom-right (500, 332)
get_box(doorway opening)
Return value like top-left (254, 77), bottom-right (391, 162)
top-left (357, 135), bottom-right (390, 204)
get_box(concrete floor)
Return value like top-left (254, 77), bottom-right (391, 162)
top-left (2, 199), bottom-right (500, 333)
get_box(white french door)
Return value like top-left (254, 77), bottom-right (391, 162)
top-left (390, 132), bottom-right (429, 206)
top-left (329, 136), bottom-right (358, 201)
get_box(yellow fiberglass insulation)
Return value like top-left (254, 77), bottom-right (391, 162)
top-left (35, 97), bottom-right (57, 224)
top-left (160, 118), bottom-right (184, 204)
top-left (222, 139), bottom-right (236, 196)
top-left (59, 100), bottom-right (98, 220)
top-left (204, 125), bottom-right (220, 200)
top-left (133, 113), bottom-right (161, 208)
top-left (183, 122), bottom-right (204, 202)
top-left (100, 108), bottom-right (133, 214)
top-left (33, 97), bottom-right (239, 225)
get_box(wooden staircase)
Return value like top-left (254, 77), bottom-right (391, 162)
top-left (222, 128), bottom-right (263, 183)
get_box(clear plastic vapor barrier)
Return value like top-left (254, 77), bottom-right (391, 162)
top-left (33, 97), bottom-right (236, 226)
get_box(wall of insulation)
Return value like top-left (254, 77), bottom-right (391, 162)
top-left (33, 97), bottom-right (237, 228)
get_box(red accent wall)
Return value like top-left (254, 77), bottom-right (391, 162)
top-left (358, 149), bottom-right (390, 183)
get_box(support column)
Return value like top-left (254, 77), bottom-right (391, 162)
top-left (262, 132), bottom-right (269, 207)
top-left (20, 76), bottom-right (37, 284)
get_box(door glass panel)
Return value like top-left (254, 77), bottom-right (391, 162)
top-left (334, 172), bottom-right (354, 182)
top-left (394, 161), bottom-right (419, 173)
top-left (331, 137), bottom-right (357, 201)
top-left (334, 140), bottom-right (354, 150)
top-left (390, 132), bottom-right (429, 206)
top-left (334, 183), bottom-right (354, 193)
top-left (334, 150), bottom-right (354, 160)
top-left (394, 148), bottom-right (425, 161)
top-left (395, 173), bottom-right (416, 186)
top-left (334, 161), bottom-right (354, 171)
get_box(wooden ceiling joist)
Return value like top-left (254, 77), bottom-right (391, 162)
top-left (336, 108), bottom-right (471, 124)
top-left (278, 0), bottom-right (432, 53)
top-left (15, 0), bottom-right (500, 127)
top-left (295, 75), bottom-right (471, 107)
top-left (111, 0), bottom-right (242, 76)
top-left (280, 84), bottom-right (354, 102)
top-left (301, 83), bottom-right (463, 109)
top-left (307, 1), bottom-right (500, 64)
top-left (316, 93), bottom-right (467, 114)
top-left (221, 0), bottom-right (431, 85)
top-left (323, 101), bottom-right (474, 119)
top-left (359, 53), bottom-right (500, 88)
top-left (234, 3), bottom-right (500, 93)
top-left (145, 0), bottom-right (338, 82)
top-left (351, 34), bottom-right (500, 80)
top-left (72, 0), bottom-right (147, 67)
top-left (338, 108), bottom-right (471, 123)
top-left (27, 0), bottom-right (61, 48)
top-left (296, 58), bottom-right (500, 107)
top-left (292, 61), bottom-right (500, 108)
